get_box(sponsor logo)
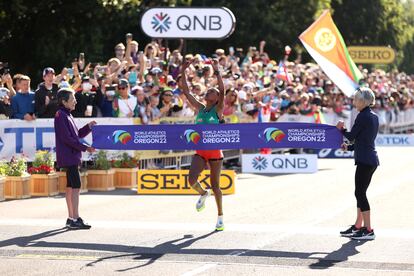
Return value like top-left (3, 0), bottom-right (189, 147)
top-left (263, 127), bottom-right (285, 142)
top-left (151, 12), bottom-right (171, 34)
top-left (252, 156), bottom-right (268, 170)
top-left (314, 27), bottom-right (336, 52)
top-left (138, 170), bottom-right (235, 195)
top-left (183, 129), bottom-right (201, 144)
top-left (112, 130), bottom-right (132, 145)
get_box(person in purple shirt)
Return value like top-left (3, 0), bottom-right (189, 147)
top-left (336, 87), bottom-right (379, 240)
top-left (55, 88), bottom-right (96, 230)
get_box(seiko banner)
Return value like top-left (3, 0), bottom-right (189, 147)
top-left (241, 154), bottom-right (318, 174)
top-left (140, 7), bottom-right (236, 39)
top-left (375, 134), bottom-right (414, 147)
top-left (348, 46), bottom-right (395, 64)
top-left (92, 123), bottom-right (343, 150)
top-left (137, 170), bottom-right (235, 195)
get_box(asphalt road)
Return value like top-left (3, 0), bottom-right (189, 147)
top-left (1, 147), bottom-right (413, 275)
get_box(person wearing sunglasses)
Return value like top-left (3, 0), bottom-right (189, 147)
top-left (157, 87), bottom-right (183, 117)
top-left (180, 58), bottom-right (226, 231)
top-left (112, 79), bottom-right (137, 117)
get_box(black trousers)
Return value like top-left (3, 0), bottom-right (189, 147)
top-left (355, 163), bottom-right (377, 212)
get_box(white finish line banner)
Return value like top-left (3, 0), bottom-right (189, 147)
top-left (242, 154), bottom-right (318, 174)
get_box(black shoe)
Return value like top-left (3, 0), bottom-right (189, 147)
top-left (76, 217), bottom-right (92, 229)
top-left (340, 225), bottom-right (359, 237)
top-left (68, 220), bottom-right (83, 230)
top-left (351, 227), bottom-right (375, 240)
top-left (65, 218), bottom-right (71, 227)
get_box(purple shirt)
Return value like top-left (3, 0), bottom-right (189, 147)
top-left (54, 107), bottom-right (91, 168)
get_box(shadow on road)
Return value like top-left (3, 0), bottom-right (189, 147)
top-left (309, 239), bottom-right (368, 269)
top-left (0, 229), bottom-right (367, 272)
top-left (0, 227), bottom-right (69, 248)
top-left (87, 232), bottom-right (218, 272)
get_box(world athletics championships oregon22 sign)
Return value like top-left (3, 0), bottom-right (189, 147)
top-left (140, 7), bottom-right (236, 39)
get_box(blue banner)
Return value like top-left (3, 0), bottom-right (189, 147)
top-left (92, 123), bottom-right (342, 150)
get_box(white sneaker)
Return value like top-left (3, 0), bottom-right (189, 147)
top-left (215, 215), bottom-right (224, 231)
top-left (196, 189), bottom-right (211, 212)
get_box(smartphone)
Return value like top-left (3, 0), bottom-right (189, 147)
top-left (126, 33), bottom-right (133, 40)
top-left (67, 68), bottom-right (74, 78)
top-left (229, 46), bottom-right (235, 55)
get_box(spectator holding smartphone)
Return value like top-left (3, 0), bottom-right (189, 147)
top-left (0, 87), bottom-right (12, 119)
top-left (11, 75), bottom-right (36, 120)
top-left (72, 76), bottom-right (103, 117)
top-left (35, 67), bottom-right (59, 118)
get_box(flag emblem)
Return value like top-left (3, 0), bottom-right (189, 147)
top-left (314, 28), bottom-right (336, 52)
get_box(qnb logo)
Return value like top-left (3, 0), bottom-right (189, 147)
top-left (151, 12), bottom-right (171, 34)
top-left (183, 129), bottom-right (201, 144)
top-left (263, 127), bottom-right (285, 143)
top-left (252, 156), bottom-right (268, 170)
top-left (112, 130), bottom-right (132, 145)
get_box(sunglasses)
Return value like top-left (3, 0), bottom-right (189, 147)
top-left (119, 86), bottom-right (127, 90)
top-left (164, 93), bottom-right (173, 97)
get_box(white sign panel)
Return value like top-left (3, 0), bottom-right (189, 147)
top-left (0, 118), bottom-right (133, 161)
top-left (242, 154), bottom-right (318, 174)
top-left (141, 7), bottom-right (236, 39)
top-left (375, 134), bottom-right (414, 147)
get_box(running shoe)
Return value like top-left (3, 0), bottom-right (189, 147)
top-left (351, 227), bottom-right (375, 240)
top-left (65, 218), bottom-right (72, 227)
top-left (196, 189), bottom-right (211, 212)
top-left (215, 216), bottom-right (224, 231)
top-left (340, 225), bottom-right (359, 237)
top-left (76, 217), bottom-right (92, 229)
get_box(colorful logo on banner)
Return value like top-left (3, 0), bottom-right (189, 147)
top-left (262, 127), bottom-right (285, 142)
top-left (151, 12), bottom-right (171, 34)
top-left (252, 156), bottom-right (268, 170)
top-left (112, 130), bottom-right (132, 145)
top-left (183, 129), bottom-right (201, 144)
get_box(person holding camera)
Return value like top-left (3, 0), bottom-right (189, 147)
top-left (35, 67), bottom-right (59, 118)
top-left (0, 87), bottom-right (12, 119)
top-left (72, 76), bottom-right (103, 118)
top-left (11, 75), bottom-right (35, 121)
top-left (157, 87), bottom-right (183, 117)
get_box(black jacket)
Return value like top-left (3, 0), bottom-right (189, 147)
top-left (72, 89), bottom-right (103, 117)
top-left (35, 83), bottom-right (59, 118)
top-left (342, 106), bottom-right (380, 166)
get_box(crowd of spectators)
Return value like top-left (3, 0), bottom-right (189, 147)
top-left (1, 35), bottom-right (413, 123)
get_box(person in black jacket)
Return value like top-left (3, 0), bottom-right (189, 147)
top-left (35, 67), bottom-right (59, 118)
top-left (336, 87), bottom-right (379, 240)
top-left (72, 76), bottom-right (103, 117)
